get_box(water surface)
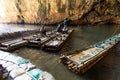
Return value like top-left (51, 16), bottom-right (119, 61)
top-left (0, 24), bottom-right (120, 80)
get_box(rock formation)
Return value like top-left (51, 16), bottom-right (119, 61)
top-left (0, 0), bottom-right (120, 25)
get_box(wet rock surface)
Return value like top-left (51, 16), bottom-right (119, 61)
top-left (0, 0), bottom-right (120, 25)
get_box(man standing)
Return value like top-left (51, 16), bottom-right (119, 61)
top-left (62, 18), bottom-right (68, 32)
top-left (63, 18), bottom-right (67, 27)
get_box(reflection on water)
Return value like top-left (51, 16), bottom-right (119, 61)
top-left (0, 24), bottom-right (120, 80)
top-left (61, 25), bottom-right (120, 54)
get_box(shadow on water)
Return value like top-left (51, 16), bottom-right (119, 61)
top-left (0, 24), bottom-right (120, 80)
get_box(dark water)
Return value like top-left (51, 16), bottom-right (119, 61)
top-left (0, 24), bottom-right (120, 80)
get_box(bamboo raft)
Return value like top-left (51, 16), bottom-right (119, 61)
top-left (0, 29), bottom-right (60, 51)
top-left (23, 30), bottom-right (60, 47)
top-left (0, 39), bottom-right (28, 51)
top-left (0, 50), bottom-right (55, 80)
top-left (43, 29), bottom-right (73, 51)
top-left (0, 29), bottom-right (41, 51)
top-left (60, 34), bottom-right (120, 74)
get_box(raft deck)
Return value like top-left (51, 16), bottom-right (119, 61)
top-left (23, 30), bottom-right (60, 47)
top-left (0, 39), bottom-right (28, 51)
top-left (43, 29), bottom-right (73, 51)
top-left (60, 34), bottom-right (120, 74)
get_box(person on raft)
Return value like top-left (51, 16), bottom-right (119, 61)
top-left (41, 25), bottom-right (46, 36)
top-left (56, 24), bottom-right (61, 32)
top-left (62, 18), bottom-right (68, 32)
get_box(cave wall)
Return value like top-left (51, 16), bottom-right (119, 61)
top-left (0, 0), bottom-right (120, 25)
